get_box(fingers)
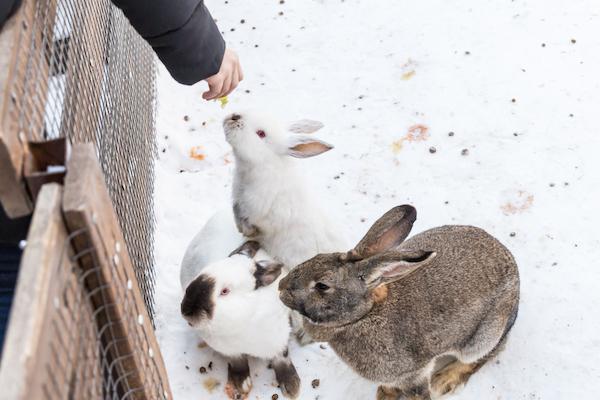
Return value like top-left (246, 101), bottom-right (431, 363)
top-left (223, 67), bottom-right (240, 97)
top-left (202, 75), bottom-right (224, 100)
top-left (203, 48), bottom-right (244, 101)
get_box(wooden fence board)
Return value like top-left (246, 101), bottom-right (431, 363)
top-left (62, 143), bottom-right (172, 400)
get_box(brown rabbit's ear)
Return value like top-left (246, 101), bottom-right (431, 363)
top-left (362, 250), bottom-right (436, 288)
top-left (287, 136), bottom-right (334, 158)
top-left (229, 241), bottom-right (261, 258)
top-left (342, 205), bottom-right (417, 262)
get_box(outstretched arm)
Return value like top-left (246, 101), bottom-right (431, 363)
top-left (112, 0), bottom-right (241, 97)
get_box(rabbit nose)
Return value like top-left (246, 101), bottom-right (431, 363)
top-left (230, 114), bottom-right (242, 121)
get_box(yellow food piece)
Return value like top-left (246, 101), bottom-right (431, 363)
top-left (391, 139), bottom-right (404, 154)
top-left (218, 96), bottom-right (229, 108)
top-left (401, 70), bottom-right (416, 80)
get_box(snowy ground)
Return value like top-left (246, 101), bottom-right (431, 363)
top-left (153, 1), bottom-right (600, 399)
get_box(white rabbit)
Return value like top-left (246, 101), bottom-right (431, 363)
top-left (180, 208), bottom-right (244, 289)
top-left (181, 235), bottom-right (300, 399)
top-left (222, 112), bottom-right (347, 269)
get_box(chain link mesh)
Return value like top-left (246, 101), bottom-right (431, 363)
top-left (6, 0), bottom-right (156, 316)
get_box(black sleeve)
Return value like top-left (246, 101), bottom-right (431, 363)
top-left (0, 0), bottom-right (22, 30)
top-left (111, 0), bottom-right (225, 85)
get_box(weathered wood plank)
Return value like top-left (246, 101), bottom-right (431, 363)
top-left (62, 143), bottom-right (172, 400)
top-left (0, 0), bottom-right (35, 217)
top-left (0, 184), bottom-right (65, 398)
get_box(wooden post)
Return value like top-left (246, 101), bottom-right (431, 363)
top-left (0, 184), bottom-right (68, 398)
top-left (0, 0), bottom-right (36, 217)
top-left (62, 143), bottom-right (172, 400)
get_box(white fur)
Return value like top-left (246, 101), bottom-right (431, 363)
top-left (223, 112), bottom-right (348, 268)
top-left (180, 209), bottom-right (290, 359)
top-left (194, 256), bottom-right (290, 359)
top-left (180, 208), bottom-right (245, 289)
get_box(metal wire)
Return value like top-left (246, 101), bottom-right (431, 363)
top-left (7, 0), bottom-right (157, 316)
top-left (34, 228), bottom-right (168, 399)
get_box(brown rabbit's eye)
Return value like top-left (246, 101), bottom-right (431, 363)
top-left (220, 288), bottom-right (230, 296)
top-left (315, 282), bottom-right (330, 292)
top-left (256, 130), bottom-right (266, 138)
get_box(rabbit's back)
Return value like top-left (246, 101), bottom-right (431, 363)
top-left (330, 225), bottom-right (519, 382)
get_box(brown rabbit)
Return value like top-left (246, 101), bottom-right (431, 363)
top-left (279, 205), bottom-right (519, 399)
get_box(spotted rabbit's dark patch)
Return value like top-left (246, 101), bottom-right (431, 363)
top-left (181, 275), bottom-right (215, 320)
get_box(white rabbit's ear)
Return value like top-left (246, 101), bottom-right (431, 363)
top-left (288, 119), bottom-right (324, 134)
top-left (363, 250), bottom-right (436, 288)
top-left (287, 136), bottom-right (334, 158)
top-left (229, 241), bottom-right (260, 258)
top-left (254, 260), bottom-right (284, 289)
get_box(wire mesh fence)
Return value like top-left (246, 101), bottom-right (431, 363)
top-left (2, 0), bottom-right (157, 315)
top-left (0, 179), bottom-right (171, 399)
top-left (38, 228), bottom-right (168, 400)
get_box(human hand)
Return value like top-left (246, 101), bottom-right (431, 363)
top-left (203, 48), bottom-right (243, 100)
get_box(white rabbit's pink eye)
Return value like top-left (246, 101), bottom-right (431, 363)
top-left (220, 288), bottom-right (230, 296)
top-left (256, 130), bottom-right (266, 138)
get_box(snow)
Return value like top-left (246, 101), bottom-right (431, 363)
top-left (153, 1), bottom-right (600, 399)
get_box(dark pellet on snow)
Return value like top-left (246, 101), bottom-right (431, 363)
top-left (199, 366), bottom-right (207, 374)
top-left (549, 183), bottom-right (555, 187)
top-left (272, 394), bottom-right (279, 400)
top-left (571, 39), bottom-right (576, 43)
top-left (162, 148), bottom-right (166, 153)
top-left (511, 98), bottom-right (516, 103)
top-left (334, 175), bottom-right (340, 180)
top-left (541, 43), bottom-right (546, 47)
top-left (185, 365), bottom-right (190, 370)
top-left (230, 28), bottom-right (235, 32)
top-left (320, 344), bottom-right (327, 349)
top-left (510, 232), bottom-right (516, 237)
top-left (240, 19), bottom-right (245, 24)
top-left (183, 115), bottom-right (189, 121)
top-left (461, 149), bottom-right (469, 156)
top-left (254, 44), bottom-right (259, 47)
top-left (465, 51), bottom-right (471, 55)
top-left (252, 26), bottom-right (256, 30)
top-left (448, 131), bottom-right (455, 137)
top-left (513, 132), bottom-right (519, 137)
top-left (279, 11), bottom-right (284, 15)
top-left (245, 89), bottom-right (251, 93)
top-left (280, 0), bottom-right (285, 3)
top-left (444, 201), bottom-right (449, 205)
top-left (208, 361), bottom-right (213, 370)
top-left (311, 379), bottom-right (320, 389)
top-left (429, 146), bottom-right (437, 154)
top-left (360, 218), bottom-right (366, 223)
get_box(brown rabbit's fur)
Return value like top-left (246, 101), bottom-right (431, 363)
top-left (279, 206), bottom-right (519, 399)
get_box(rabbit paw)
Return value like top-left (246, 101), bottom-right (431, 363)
top-left (431, 360), bottom-right (477, 396)
top-left (376, 386), bottom-right (402, 400)
top-left (272, 351), bottom-right (301, 399)
top-left (226, 358), bottom-right (252, 399)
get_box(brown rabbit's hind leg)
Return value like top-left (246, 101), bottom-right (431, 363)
top-left (376, 385), bottom-right (403, 400)
top-left (376, 384), bottom-right (431, 400)
top-left (430, 358), bottom-right (484, 397)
